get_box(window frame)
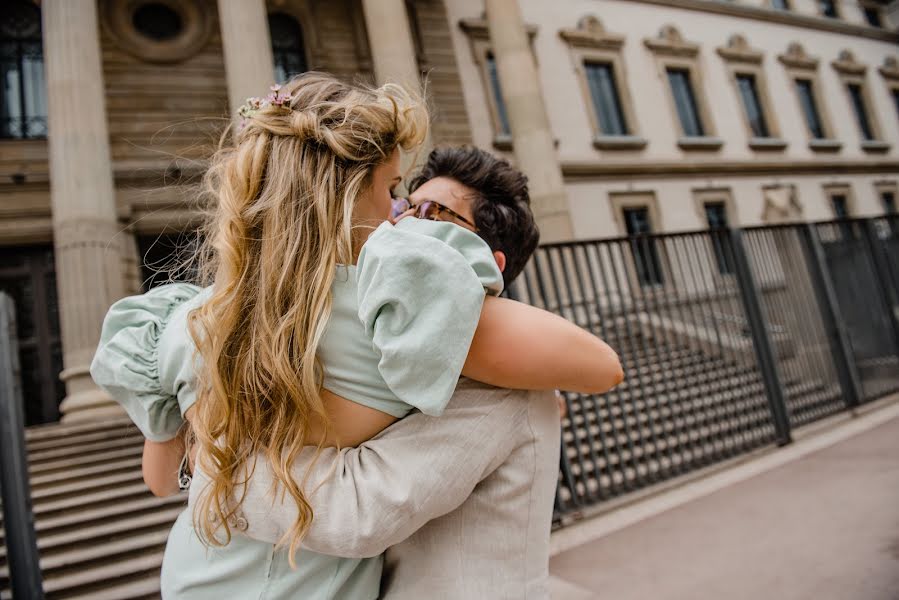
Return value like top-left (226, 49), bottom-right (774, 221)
top-left (560, 16), bottom-right (646, 151)
top-left (875, 182), bottom-right (897, 215)
top-left (768, 0), bottom-right (790, 10)
top-left (267, 11), bottom-right (311, 84)
top-left (823, 184), bottom-right (855, 219)
top-left (778, 43), bottom-right (840, 152)
top-left (0, 0), bottom-right (47, 140)
top-left (859, 1), bottom-right (883, 27)
top-left (694, 188), bottom-right (737, 277)
top-left (610, 192), bottom-right (670, 291)
top-left (717, 35), bottom-right (785, 151)
top-left (460, 17), bottom-right (537, 151)
top-left (831, 50), bottom-right (889, 153)
top-left (878, 57), bottom-right (899, 125)
top-left (644, 26), bottom-right (722, 151)
top-left (817, 0), bottom-right (840, 19)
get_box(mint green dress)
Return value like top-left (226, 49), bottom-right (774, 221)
top-left (90, 218), bottom-right (503, 599)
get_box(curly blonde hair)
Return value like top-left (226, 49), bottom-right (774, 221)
top-left (189, 72), bottom-right (428, 560)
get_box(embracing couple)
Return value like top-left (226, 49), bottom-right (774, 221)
top-left (91, 73), bottom-right (623, 599)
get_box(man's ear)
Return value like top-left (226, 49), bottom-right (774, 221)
top-left (493, 251), bottom-right (506, 273)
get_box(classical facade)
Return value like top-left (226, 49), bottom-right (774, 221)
top-left (0, 0), bottom-right (897, 426)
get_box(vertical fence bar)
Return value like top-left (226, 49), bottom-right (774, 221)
top-left (799, 224), bottom-right (863, 409)
top-left (0, 293), bottom-right (45, 599)
top-left (861, 220), bottom-right (899, 357)
top-left (729, 229), bottom-right (792, 446)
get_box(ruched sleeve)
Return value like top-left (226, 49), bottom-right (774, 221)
top-left (89, 283), bottom-right (205, 442)
top-left (356, 218), bottom-right (503, 417)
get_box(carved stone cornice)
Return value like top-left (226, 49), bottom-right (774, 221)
top-left (621, 0), bottom-right (899, 44)
top-left (879, 56), bottom-right (899, 81)
top-left (831, 50), bottom-right (867, 76)
top-left (643, 26), bottom-right (699, 58)
top-left (559, 15), bottom-right (625, 51)
top-left (716, 34), bottom-right (764, 65)
top-left (560, 159), bottom-right (899, 180)
top-left (778, 43), bottom-right (819, 70)
top-left (459, 15), bottom-right (538, 41)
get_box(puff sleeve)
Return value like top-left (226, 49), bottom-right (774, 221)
top-left (356, 218), bottom-right (503, 417)
top-left (89, 283), bottom-right (205, 442)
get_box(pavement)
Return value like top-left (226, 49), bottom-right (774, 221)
top-left (548, 402), bottom-right (899, 600)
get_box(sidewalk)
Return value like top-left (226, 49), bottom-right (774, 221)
top-left (549, 404), bottom-right (899, 600)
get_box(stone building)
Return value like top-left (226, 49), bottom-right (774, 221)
top-left (0, 0), bottom-right (897, 427)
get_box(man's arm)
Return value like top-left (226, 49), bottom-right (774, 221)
top-left (193, 380), bottom-right (544, 558)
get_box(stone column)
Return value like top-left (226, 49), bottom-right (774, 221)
top-left (43, 0), bottom-right (126, 421)
top-left (217, 0), bottom-right (275, 118)
top-left (485, 0), bottom-right (573, 242)
top-left (360, 0), bottom-right (431, 164)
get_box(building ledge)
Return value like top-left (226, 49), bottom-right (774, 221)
top-left (749, 137), bottom-right (788, 151)
top-left (809, 139), bottom-right (843, 152)
top-left (861, 140), bottom-right (892, 153)
top-left (593, 135), bottom-right (648, 151)
top-left (677, 136), bottom-right (724, 151)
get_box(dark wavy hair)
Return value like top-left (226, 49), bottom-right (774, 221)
top-left (408, 146), bottom-right (539, 286)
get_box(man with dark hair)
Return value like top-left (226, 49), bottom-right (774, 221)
top-left (205, 146), bottom-right (571, 599)
top-left (407, 145), bottom-right (540, 287)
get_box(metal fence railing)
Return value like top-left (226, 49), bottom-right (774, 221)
top-left (507, 217), bottom-right (899, 523)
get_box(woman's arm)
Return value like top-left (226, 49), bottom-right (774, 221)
top-left (142, 432), bottom-right (186, 497)
top-left (462, 296), bottom-right (623, 395)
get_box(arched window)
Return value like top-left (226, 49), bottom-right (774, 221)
top-left (0, 0), bottom-right (46, 139)
top-left (268, 12), bottom-right (307, 84)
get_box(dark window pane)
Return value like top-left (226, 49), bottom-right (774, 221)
top-left (132, 3), bottom-right (183, 41)
top-left (0, 1), bottom-right (45, 140)
top-left (831, 194), bottom-right (849, 218)
top-left (795, 79), bottom-right (825, 139)
top-left (486, 53), bottom-right (511, 136)
top-left (268, 13), bottom-right (308, 84)
top-left (892, 89), bottom-right (899, 122)
top-left (882, 191), bottom-right (896, 215)
top-left (137, 232), bottom-right (201, 291)
top-left (819, 0), bottom-right (838, 17)
top-left (666, 68), bottom-right (704, 137)
top-left (704, 202), bottom-right (734, 274)
top-left (863, 6), bottom-right (881, 26)
top-left (771, 0), bottom-right (790, 9)
top-left (623, 207), bottom-right (664, 286)
top-left (736, 73), bottom-right (769, 138)
top-left (847, 83), bottom-right (874, 141)
top-left (585, 62), bottom-right (628, 136)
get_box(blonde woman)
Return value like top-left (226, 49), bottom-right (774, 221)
top-left (91, 73), bottom-right (622, 598)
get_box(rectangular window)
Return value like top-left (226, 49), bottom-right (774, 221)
top-left (882, 191), bottom-right (896, 214)
top-left (892, 89), bottom-right (899, 122)
top-left (486, 53), bottom-right (511, 137)
top-left (846, 83), bottom-right (874, 141)
top-left (771, 0), bottom-right (790, 9)
top-left (623, 207), bottom-right (664, 286)
top-left (736, 73), bottom-right (770, 138)
top-left (666, 68), bottom-right (704, 137)
top-left (819, 0), bottom-right (838, 17)
top-left (831, 194), bottom-right (849, 219)
top-left (704, 202), bottom-right (734, 274)
top-left (795, 79), bottom-right (825, 139)
top-left (585, 62), bottom-right (628, 136)
top-left (863, 6), bottom-right (882, 27)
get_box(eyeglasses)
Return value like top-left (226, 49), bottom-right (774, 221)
top-left (391, 197), bottom-right (479, 232)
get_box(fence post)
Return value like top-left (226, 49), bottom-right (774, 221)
top-left (729, 229), bottom-right (792, 445)
top-left (860, 220), bottom-right (899, 357)
top-left (0, 293), bottom-right (45, 599)
top-left (799, 224), bottom-right (863, 409)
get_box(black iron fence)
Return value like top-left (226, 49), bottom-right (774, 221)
top-left (507, 216), bottom-right (899, 522)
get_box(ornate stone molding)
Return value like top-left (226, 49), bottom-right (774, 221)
top-left (879, 56), bottom-right (899, 81)
top-left (643, 25), bottom-right (699, 58)
top-left (716, 34), bottom-right (763, 65)
top-left (621, 0), bottom-right (899, 44)
top-left (777, 43), bottom-right (819, 70)
top-left (831, 50), bottom-right (867, 76)
top-left (560, 159), bottom-right (899, 179)
top-left (459, 15), bottom-right (538, 41)
top-left (559, 15), bottom-right (624, 51)
top-left (99, 0), bottom-right (213, 64)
